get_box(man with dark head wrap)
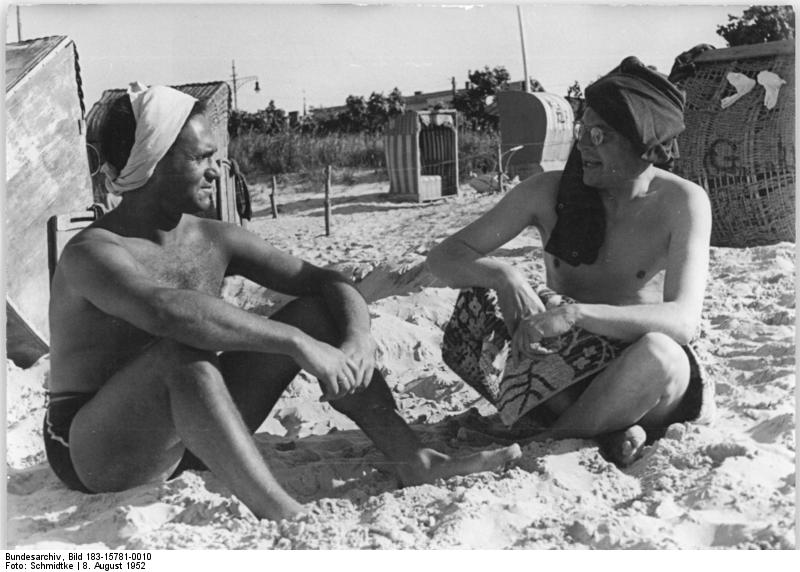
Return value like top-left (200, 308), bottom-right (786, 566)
top-left (429, 57), bottom-right (713, 466)
top-left (586, 56), bottom-right (686, 166)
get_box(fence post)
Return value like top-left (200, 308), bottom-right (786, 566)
top-left (497, 141), bottom-right (504, 193)
top-left (324, 165), bottom-right (332, 236)
top-left (270, 176), bottom-right (278, 219)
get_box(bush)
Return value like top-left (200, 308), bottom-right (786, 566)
top-left (230, 127), bottom-right (499, 187)
top-left (458, 129), bottom-right (500, 180)
top-left (230, 131), bottom-right (386, 175)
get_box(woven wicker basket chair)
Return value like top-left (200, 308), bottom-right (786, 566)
top-left (670, 40), bottom-right (795, 247)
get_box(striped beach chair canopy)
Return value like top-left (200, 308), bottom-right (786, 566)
top-left (384, 109), bottom-right (459, 202)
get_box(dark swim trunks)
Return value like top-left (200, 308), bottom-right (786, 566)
top-left (43, 392), bottom-right (206, 493)
top-left (43, 392), bottom-right (95, 493)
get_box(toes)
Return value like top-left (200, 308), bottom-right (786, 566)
top-left (598, 425), bottom-right (647, 467)
top-left (470, 443), bottom-right (522, 472)
top-left (498, 443), bottom-right (523, 463)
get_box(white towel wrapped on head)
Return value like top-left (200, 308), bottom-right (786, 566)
top-left (101, 82), bottom-right (198, 195)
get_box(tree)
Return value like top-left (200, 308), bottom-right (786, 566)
top-left (342, 95), bottom-right (368, 132)
top-left (567, 81), bottom-right (583, 99)
top-left (386, 87), bottom-right (406, 117)
top-left (261, 100), bottom-right (287, 134)
top-left (527, 78), bottom-right (546, 92)
top-left (361, 89), bottom-right (407, 133)
top-left (452, 66), bottom-right (510, 131)
top-left (366, 92), bottom-right (389, 132)
top-left (716, 5), bottom-right (795, 46)
top-left (227, 100), bottom-right (288, 137)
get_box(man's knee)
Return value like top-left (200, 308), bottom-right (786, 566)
top-left (630, 332), bottom-right (689, 395)
top-left (155, 339), bottom-right (222, 390)
top-left (272, 296), bottom-right (341, 345)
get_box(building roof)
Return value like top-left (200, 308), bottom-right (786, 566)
top-left (94, 81), bottom-right (232, 109)
top-left (86, 81), bottom-right (232, 145)
top-left (310, 80), bottom-right (532, 116)
top-left (5, 35), bottom-right (70, 93)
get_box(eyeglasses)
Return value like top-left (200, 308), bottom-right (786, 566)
top-left (573, 122), bottom-right (609, 147)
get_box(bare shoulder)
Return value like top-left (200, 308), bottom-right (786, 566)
top-left (186, 214), bottom-right (235, 240)
top-left (51, 225), bottom-right (133, 301)
top-left (62, 223), bottom-right (126, 258)
top-left (506, 170), bottom-right (561, 215)
top-left (653, 169), bottom-right (712, 223)
top-left (194, 215), bottom-right (260, 251)
top-left (514, 169), bottom-right (561, 198)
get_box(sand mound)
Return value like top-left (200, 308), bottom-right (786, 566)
top-left (6, 180), bottom-right (795, 549)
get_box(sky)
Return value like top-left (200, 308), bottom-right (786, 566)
top-left (6, 2), bottom-right (747, 114)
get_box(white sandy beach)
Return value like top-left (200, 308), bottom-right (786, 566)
top-left (5, 176), bottom-right (796, 549)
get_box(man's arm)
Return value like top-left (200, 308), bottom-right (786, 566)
top-left (529, 181), bottom-right (712, 346)
top-left (427, 171), bottom-right (560, 333)
top-left (427, 171), bottom-right (558, 288)
top-left (223, 224), bottom-right (375, 390)
top-left (60, 231), bottom-right (362, 399)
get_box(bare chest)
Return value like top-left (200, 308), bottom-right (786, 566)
top-left (546, 212), bottom-right (669, 303)
top-left (128, 236), bottom-right (227, 295)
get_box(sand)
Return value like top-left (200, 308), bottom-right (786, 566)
top-left (5, 174), bottom-right (796, 549)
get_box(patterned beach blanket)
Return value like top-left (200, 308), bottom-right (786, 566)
top-left (442, 287), bottom-right (630, 426)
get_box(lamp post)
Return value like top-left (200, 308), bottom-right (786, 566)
top-left (229, 60), bottom-right (261, 110)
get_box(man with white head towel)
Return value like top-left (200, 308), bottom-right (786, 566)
top-left (46, 83), bottom-right (521, 520)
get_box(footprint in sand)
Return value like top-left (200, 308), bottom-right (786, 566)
top-left (747, 413), bottom-right (794, 444)
top-left (701, 442), bottom-right (750, 466)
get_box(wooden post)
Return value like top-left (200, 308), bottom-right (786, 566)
top-left (497, 142), bottom-right (504, 193)
top-left (517, 5), bottom-right (530, 94)
top-left (270, 176), bottom-right (278, 219)
top-left (324, 165), bottom-right (332, 236)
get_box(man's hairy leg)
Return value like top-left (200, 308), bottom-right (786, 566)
top-left (219, 296), bottom-right (521, 484)
top-left (68, 339), bottom-right (301, 520)
top-left (535, 332), bottom-right (690, 466)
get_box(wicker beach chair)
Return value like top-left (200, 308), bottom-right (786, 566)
top-left (671, 40), bottom-right (795, 247)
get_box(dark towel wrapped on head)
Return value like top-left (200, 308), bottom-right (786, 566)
top-left (586, 55), bottom-right (686, 166)
top-left (545, 56), bottom-right (687, 267)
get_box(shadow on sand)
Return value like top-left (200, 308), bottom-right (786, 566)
top-left (251, 191), bottom-right (441, 219)
top-left (6, 415), bottom-right (553, 547)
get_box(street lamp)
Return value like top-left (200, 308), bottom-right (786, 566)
top-left (229, 60), bottom-right (261, 110)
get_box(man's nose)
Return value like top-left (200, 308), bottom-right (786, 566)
top-left (575, 133), bottom-right (590, 153)
top-left (204, 165), bottom-right (221, 182)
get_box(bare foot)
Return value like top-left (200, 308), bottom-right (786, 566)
top-left (256, 496), bottom-right (306, 521)
top-left (398, 444), bottom-right (522, 485)
top-left (597, 425), bottom-right (647, 467)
